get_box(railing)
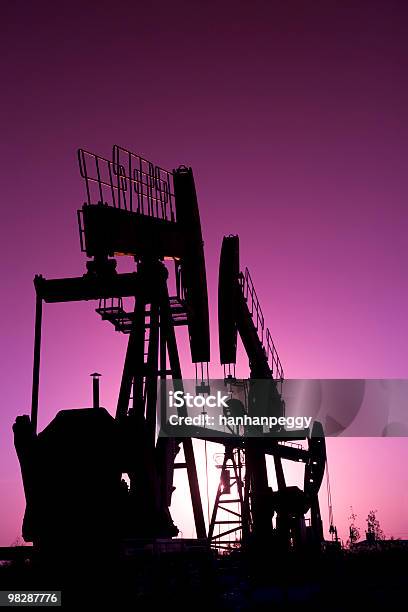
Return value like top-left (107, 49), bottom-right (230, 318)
top-left (97, 297), bottom-right (123, 312)
top-left (238, 268), bottom-right (264, 343)
top-left (77, 145), bottom-right (176, 221)
top-left (265, 328), bottom-right (284, 381)
top-left (238, 267), bottom-right (284, 382)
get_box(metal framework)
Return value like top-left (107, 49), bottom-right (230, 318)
top-left (23, 146), bottom-right (211, 544)
top-left (208, 447), bottom-right (251, 549)
top-left (14, 146), bottom-right (329, 558)
top-left (214, 235), bottom-right (326, 551)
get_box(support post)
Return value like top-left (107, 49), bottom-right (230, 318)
top-left (160, 281), bottom-right (207, 539)
top-left (31, 292), bottom-right (43, 434)
top-left (116, 299), bottom-right (139, 421)
top-left (91, 373), bottom-right (101, 408)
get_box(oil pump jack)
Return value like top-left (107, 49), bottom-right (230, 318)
top-left (14, 146), bottom-right (209, 557)
top-left (13, 146), bottom-right (328, 562)
top-left (208, 235), bottom-right (326, 551)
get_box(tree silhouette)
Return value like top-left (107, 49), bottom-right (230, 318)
top-left (347, 507), bottom-right (360, 547)
top-left (366, 509), bottom-right (385, 543)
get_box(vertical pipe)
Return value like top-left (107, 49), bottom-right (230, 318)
top-left (31, 293), bottom-right (43, 434)
top-left (91, 373), bottom-right (101, 408)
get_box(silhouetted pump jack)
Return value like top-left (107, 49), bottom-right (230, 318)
top-left (14, 146), bottom-right (209, 557)
top-left (13, 146), bottom-right (331, 561)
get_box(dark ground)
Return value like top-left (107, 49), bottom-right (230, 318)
top-left (1, 546), bottom-right (407, 610)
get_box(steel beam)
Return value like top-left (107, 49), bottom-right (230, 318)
top-left (34, 272), bottom-right (139, 303)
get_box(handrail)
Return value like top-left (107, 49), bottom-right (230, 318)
top-left (265, 328), bottom-right (284, 381)
top-left (238, 267), bottom-right (284, 382)
top-left (238, 268), bottom-right (264, 343)
top-left (77, 146), bottom-right (176, 222)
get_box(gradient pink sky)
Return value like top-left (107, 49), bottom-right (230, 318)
top-left (1, 0), bottom-right (408, 545)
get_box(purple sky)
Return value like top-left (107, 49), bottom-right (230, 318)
top-left (1, 0), bottom-right (408, 545)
